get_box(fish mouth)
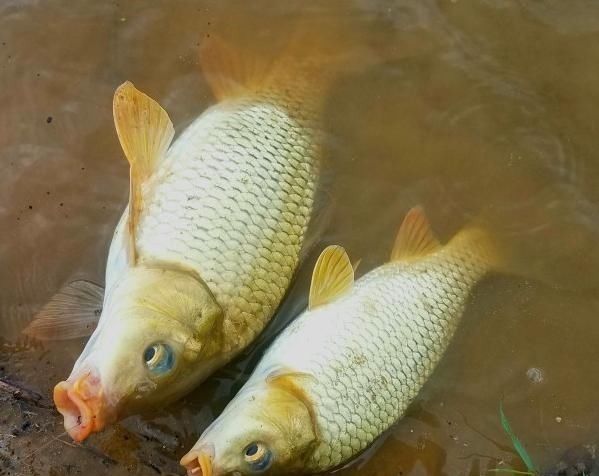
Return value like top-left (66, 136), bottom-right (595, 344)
top-left (180, 446), bottom-right (215, 476)
top-left (53, 372), bottom-right (107, 442)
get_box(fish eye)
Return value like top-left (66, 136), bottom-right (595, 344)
top-left (243, 442), bottom-right (272, 472)
top-left (143, 342), bottom-right (175, 374)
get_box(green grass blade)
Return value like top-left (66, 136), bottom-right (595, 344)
top-left (499, 402), bottom-right (537, 474)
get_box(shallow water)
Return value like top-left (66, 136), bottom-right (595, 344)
top-left (2, 1), bottom-right (599, 475)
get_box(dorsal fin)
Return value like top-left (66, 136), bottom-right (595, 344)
top-left (199, 37), bottom-right (275, 101)
top-left (309, 245), bottom-right (354, 310)
top-left (113, 81), bottom-right (174, 264)
top-left (390, 207), bottom-right (441, 262)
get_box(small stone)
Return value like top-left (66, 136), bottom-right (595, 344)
top-left (555, 416), bottom-right (563, 423)
top-left (526, 367), bottom-right (544, 384)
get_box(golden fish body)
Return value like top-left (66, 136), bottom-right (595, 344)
top-left (181, 209), bottom-right (501, 475)
top-left (262, 232), bottom-right (489, 470)
top-left (108, 95), bottom-right (320, 353)
top-left (53, 43), bottom-right (329, 441)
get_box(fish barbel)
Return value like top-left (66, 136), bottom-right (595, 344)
top-left (181, 207), bottom-right (503, 475)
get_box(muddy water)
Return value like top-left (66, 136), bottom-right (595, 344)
top-left (2, 1), bottom-right (599, 475)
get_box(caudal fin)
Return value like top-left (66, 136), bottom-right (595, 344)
top-left (198, 3), bottom-right (372, 106)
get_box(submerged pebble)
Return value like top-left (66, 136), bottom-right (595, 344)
top-left (526, 367), bottom-right (544, 384)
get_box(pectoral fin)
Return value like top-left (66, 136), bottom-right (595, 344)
top-left (309, 245), bottom-right (354, 309)
top-left (23, 280), bottom-right (104, 341)
top-left (113, 81), bottom-right (175, 264)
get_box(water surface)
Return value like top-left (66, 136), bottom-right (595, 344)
top-left (2, 1), bottom-right (599, 475)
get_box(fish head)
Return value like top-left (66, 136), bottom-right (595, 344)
top-left (54, 265), bottom-right (224, 441)
top-left (181, 375), bottom-right (318, 476)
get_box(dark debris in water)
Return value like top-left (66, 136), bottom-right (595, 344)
top-left (544, 444), bottom-right (598, 476)
top-left (0, 377), bottom-right (50, 409)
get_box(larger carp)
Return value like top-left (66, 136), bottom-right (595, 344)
top-left (29, 35), bottom-right (342, 442)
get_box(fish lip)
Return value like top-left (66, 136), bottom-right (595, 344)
top-left (180, 445), bottom-right (215, 476)
top-left (53, 373), bottom-right (107, 442)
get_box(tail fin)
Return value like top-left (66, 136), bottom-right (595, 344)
top-left (198, 3), bottom-right (371, 107)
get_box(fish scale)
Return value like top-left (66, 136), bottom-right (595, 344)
top-left (231, 232), bottom-right (494, 471)
top-left (113, 95), bottom-right (323, 353)
top-left (37, 32), bottom-right (351, 442)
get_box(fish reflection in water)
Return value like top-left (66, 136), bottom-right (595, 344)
top-left (3, 1), bottom-right (599, 476)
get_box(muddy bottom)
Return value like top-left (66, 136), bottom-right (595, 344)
top-left (0, 346), bottom-right (183, 476)
top-left (4, 0), bottom-right (599, 475)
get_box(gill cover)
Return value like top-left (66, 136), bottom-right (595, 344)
top-left (100, 263), bottom-right (224, 362)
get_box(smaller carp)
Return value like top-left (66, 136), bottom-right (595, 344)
top-left (180, 207), bottom-right (503, 475)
